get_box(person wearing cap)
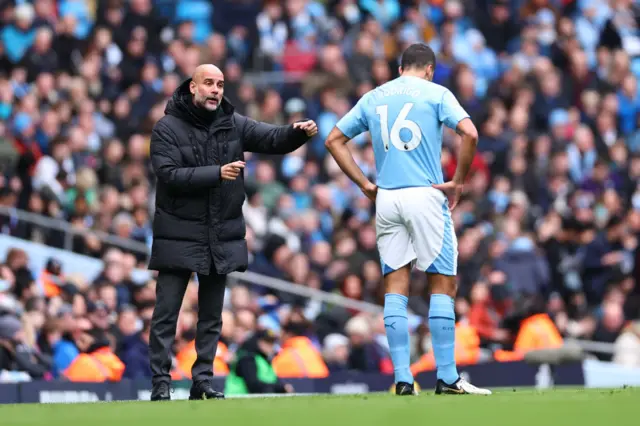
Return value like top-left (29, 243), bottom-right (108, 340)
top-left (224, 329), bottom-right (293, 396)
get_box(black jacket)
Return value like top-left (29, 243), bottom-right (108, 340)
top-left (148, 79), bottom-right (310, 275)
top-left (234, 336), bottom-right (287, 394)
top-left (0, 343), bottom-right (51, 379)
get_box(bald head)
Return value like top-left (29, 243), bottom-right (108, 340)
top-left (192, 64), bottom-right (223, 82)
top-left (190, 64), bottom-right (224, 111)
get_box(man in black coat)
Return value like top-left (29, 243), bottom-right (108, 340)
top-left (148, 64), bottom-right (317, 401)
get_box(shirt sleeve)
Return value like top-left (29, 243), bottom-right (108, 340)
top-left (336, 98), bottom-right (369, 139)
top-left (439, 90), bottom-right (470, 130)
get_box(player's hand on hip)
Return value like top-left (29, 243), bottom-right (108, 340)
top-left (221, 161), bottom-right (245, 181)
top-left (432, 181), bottom-right (463, 210)
top-left (293, 120), bottom-right (318, 137)
top-left (360, 181), bottom-right (378, 202)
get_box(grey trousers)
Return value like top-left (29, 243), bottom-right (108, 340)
top-left (149, 269), bottom-right (226, 386)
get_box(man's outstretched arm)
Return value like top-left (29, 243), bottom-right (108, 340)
top-left (236, 113), bottom-right (317, 154)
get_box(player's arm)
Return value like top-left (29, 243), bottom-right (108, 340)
top-left (433, 90), bottom-right (478, 209)
top-left (452, 117), bottom-right (479, 184)
top-left (325, 100), bottom-right (377, 200)
top-left (325, 128), bottom-right (371, 189)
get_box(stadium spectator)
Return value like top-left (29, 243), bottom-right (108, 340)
top-left (224, 328), bottom-right (293, 395)
top-left (322, 332), bottom-right (350, 372)
top-left (119, 316), bottom-right (152, 380)
top-left (1, 3), bottom-right (37, 64)
top-left (344, 315), bottom-right (391, 373)
top-left (0, 313), bottom-right (51, 379)
top-left (272, 316), bottom-right (329, 378)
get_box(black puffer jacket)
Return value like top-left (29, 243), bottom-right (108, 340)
top-left (148, 79), bottom-right (310, 275)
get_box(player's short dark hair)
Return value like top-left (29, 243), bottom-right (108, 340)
top-left (400, 43), bottom-right (436, 71)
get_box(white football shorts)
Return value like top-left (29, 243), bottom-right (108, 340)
top-left (375, 186), bottom-right (458, 276)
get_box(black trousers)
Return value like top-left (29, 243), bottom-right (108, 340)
top-left (149, 269), bottom-right (226, 386)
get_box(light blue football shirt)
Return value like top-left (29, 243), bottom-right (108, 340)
top-left (335, 75), bottom-right (470, 189)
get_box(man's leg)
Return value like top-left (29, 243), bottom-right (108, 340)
top-left (383, 264), bottom-right (414, 388)
top-left (426, 273), bottom-right (489, 394)
top-left (190, 272), bottom-right (226, 398)
top-left (417, 187), bottom-right (491, 394)
top-left (376, 188), bottom-right (418, 395)
top-left (149, 269), bottom-right (191, 387)
top-left (426, 273), bottom-right (459, 385)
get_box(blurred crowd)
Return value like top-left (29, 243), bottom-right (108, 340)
top-left (1, 0), bottom-right (640, 382)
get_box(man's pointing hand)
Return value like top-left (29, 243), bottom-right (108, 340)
top-left (221, 161), bottom-right (245, 180)
top-left (293, 120), bottom-right (318, 137)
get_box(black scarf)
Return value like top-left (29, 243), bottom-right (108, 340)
top-left (188, 98), bottom-right (220, 128)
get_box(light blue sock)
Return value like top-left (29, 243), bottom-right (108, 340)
top-left (384, 293), bottom-right (413, 384)
top-left (428, 294), bottom-right (459, 385)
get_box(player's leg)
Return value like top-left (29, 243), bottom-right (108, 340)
top-left (376, 188), bottom-right (417, 396)
top-left (427, 273), bottom-right (490, 395)
top-left (383, 264), bottom-right (416, 395)
top-left (427, 273), bottom-right (460, 388)
top-left (412, 187), bottom-right (491, 395)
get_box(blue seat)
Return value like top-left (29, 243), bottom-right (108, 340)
top-left (176, 0), bottom-right (213, 44)
top-left (631, 57), bottom-right (640, 79)
top-left (59, 0), bottom-right (93, 39)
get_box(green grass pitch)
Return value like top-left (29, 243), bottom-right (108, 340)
top-left (2, 387), bottom-right (637, 426)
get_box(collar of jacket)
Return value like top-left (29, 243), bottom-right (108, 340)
top-left (165, 78), bottom-right (235, 129)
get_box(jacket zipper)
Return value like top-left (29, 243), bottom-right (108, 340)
top-left (188, 133), bottom-right (203, 166)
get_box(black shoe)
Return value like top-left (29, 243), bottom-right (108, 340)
top-left (189, 381), bottom-right (225, 400)
top-left (435, 378), bottom-right (492, 395)
top-left (150, 382), bottom-right (171, 401)
top-left (395, 381), bottom-right (418, 396)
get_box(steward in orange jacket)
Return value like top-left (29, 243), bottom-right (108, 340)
top-left (40, 270), bottom-right (62, 298)
top-left (62, 332), bottom-right (124, 382)
top-left (171, 340), bottom-right (229, 380)
top-left (494, 313), bottom-right (563, 362)
top-left (272, 322), bottom-right (329, 378)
